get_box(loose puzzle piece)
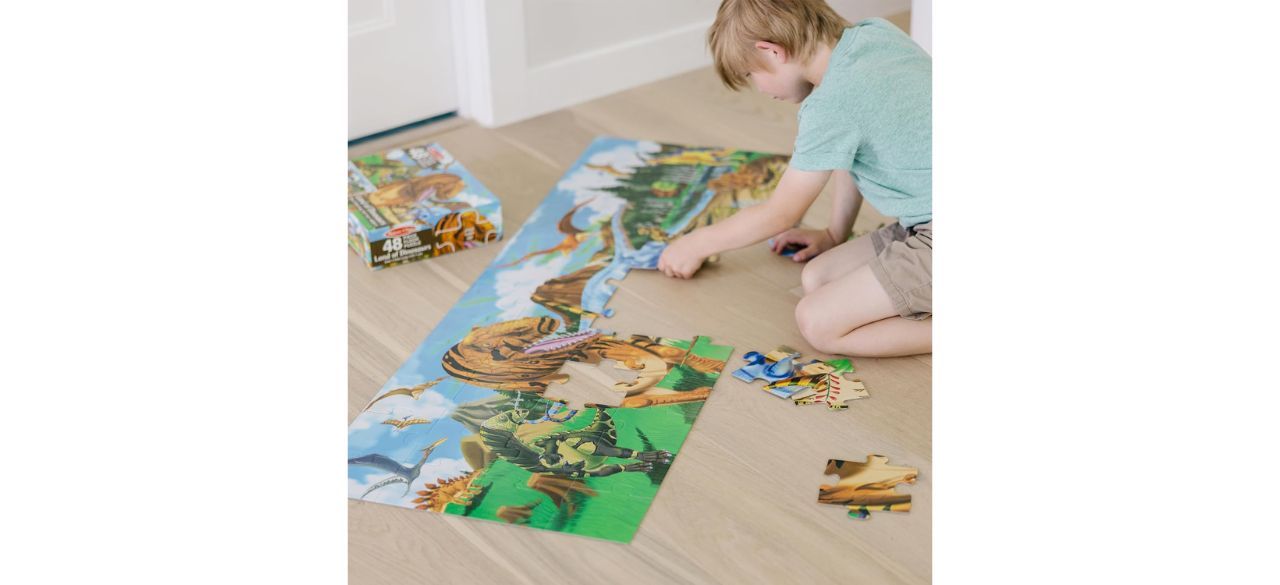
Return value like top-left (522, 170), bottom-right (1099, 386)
top-left (765, 358), bottom-right (867, 410)
top-left (790, 377), bottom-right (868, 410)
top-left (732, 346), bottom-right (801, 383)
top-left (819, 455), bottom-right (917, 519)
top-left (758, 359), bottom-right (822, 398)
top-left (766, 237), bottom-right (803, 258)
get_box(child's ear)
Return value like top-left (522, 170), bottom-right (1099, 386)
top-left (754, 41), bottom-right (788, 64)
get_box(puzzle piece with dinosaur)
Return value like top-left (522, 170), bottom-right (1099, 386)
top-left (819, 455), bottom-right (917, 519)
top-left (732, 345), bottom-right (802, 383)
top-left (348, 137), bottom-right (784, 542)
top-left (759, 358), bottom-right (835, 398)
top-left (764, 358), bottom-right (867, 410)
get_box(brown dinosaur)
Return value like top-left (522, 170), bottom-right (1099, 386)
top-left (439, 316), bottom-right (717, 408)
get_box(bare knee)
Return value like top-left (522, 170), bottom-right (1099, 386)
top-left (795, 296), bottom-right (841, 354)
top-left (800, 257), bottom-right (828, 294)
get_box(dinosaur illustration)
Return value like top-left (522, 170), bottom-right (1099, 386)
top-left (348, 438), bottom-right (448, 498)
top-left (427, 210), bottom-right (499, 256)
top-left (479, 406), bottom-right (671, 479)
top-left (364, 174), bottom-right (470, 223)
top-left (585, 162), bottom-right (631, 177)
top-left (644, 147), bottom-right (736, 167)
top-left (527, 473), bottom-right (597, 513)
top-left (363, 377), bottom-right (446, 411)
top-left (412, 469), bottom-right (483, 512)
top-left (496, 501), bottom-right (542, 524)
top-left (497, 198), bottom-right (596, 268)
top-left (819, 455), bottom-right (917, 515)
top-left (441, 317), bottom-right (728, 407)
top-left (441, 317), bottom-right (684, 391)
top-left (382, 415), bottom-right (432, 430)
top-left (527, 224), bottom-right (617, 329)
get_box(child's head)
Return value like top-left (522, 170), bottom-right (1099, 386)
top-left (708, 0), bottom-right (850, 102)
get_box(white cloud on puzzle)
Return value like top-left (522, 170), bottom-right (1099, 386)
top-left (493, 253), bottom-right (573, 320)
top-left (416, 457), bottom-right (473, 486)
top-left (589, 140), bottom-right (660, 170)
top-left (447, 191), bottom-right (487, 208)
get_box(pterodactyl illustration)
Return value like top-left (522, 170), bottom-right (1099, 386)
top-left (363, 377), bottom-right (446, 412)
top-left (497, 198), bottom-right (596, 268)
top-left (586, 163), bottom-right (630, 177)
top-left (348, 438), bottom-right (448, 498)
top-left (382, 415), bottom-right (432, 430)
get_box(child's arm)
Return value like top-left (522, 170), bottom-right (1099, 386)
top-left (657, 167), bottom-right (831, 278)
top-left (770, 170), bottom-right (862, 262)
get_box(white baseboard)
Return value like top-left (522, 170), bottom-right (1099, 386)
top-left (515, 18), bottom-right (713, 125)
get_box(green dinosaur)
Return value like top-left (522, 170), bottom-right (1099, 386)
top-left (479, 406), bottom-right (672, 479)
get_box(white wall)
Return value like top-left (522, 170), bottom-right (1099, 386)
top-left (524, 1), bottom-right (717, 69)
top-left (455, 0), bottom-right (914, 127)
top-left (910, 0), bottom-right (931, 54)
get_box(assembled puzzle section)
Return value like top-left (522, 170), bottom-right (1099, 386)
top-left (347, 137), bottom-right (787, 542)
top-left (347, 142), bottom-right (504, 270)
top-left (819, 455), bottom-right (917, 519)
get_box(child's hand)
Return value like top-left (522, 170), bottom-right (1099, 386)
top-left (658, 237), bottom-right (707, 279)
top-left (770, 228), bottom-right (836, 262)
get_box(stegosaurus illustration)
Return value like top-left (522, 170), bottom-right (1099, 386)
top-left (412, 469), bottom-right (484, 512)
top-left (480, 405), bottom-right (672, 479)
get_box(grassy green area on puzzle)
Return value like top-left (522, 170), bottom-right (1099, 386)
top-left (442, 337), bottom-right (728, 542)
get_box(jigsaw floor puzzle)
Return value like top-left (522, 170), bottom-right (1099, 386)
top-left (348, 137), bottom-right (789, 542)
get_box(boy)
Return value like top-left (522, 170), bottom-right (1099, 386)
top-left (657, 0), bottom-right (931, 357)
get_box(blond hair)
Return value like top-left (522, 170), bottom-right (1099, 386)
top-left (708, 0), bottom-right (851, 90)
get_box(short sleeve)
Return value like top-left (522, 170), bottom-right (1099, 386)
top-left (790, 98), bottom-right (859, 172)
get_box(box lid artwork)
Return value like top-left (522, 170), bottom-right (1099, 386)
top-left (348, 143), bottom-right (503, 269)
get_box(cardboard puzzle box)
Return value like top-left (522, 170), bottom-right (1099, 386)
top-left (347, 142), bottom-right (503, 269)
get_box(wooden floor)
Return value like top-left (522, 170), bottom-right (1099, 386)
top-left (349, 41), bottom-right (930, 585)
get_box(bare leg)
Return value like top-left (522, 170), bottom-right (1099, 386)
top-left (801, 235), bottom-right (877, 294)
top-left (795, 264), bottom-right (932, 357)
top-left (829, 316), bottom-right (932, 357)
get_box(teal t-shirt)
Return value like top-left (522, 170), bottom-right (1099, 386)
top-left (790, 18), bottom-right (932, 227)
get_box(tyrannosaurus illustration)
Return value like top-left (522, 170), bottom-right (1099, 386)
top-left (480, 406), bottom-right (671, 479)
top-left (440, 316), bottom-right (726, 407)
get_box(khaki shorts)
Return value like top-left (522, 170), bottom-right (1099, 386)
top-left (869, 221), bottom-right (932, 320)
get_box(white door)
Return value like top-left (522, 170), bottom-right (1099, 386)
top-left (348, 0), bottom-right (458, 140)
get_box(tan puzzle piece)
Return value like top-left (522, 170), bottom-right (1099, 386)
top-left (818, 455), bottom-right (917, 516)
top-left (792, 376), bottom-right (868, 410)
